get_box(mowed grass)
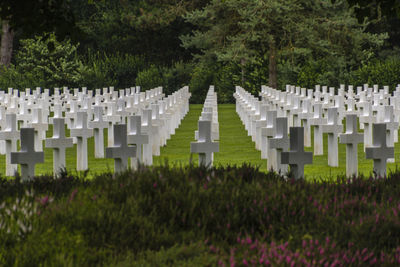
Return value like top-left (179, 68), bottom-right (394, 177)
top-left (0, 104), bottom-right (399, 180)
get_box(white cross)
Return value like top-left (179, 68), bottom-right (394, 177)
top-left (268, 117), bottom-right (289, 174)
top-left (70, 112), bottom-right (93, 171)
top-left (322, 108), bottom-right (343, 167)
top-left (359, 103), bottom-right (376, 150)
top-left (281, 127), bottom-right (313, 180)
top-left (365, 123), bottom-right (394, 177)
top-left (127, 115), bottom-right (149, 170)
top-left (382, 105), bottom-right (398, 163)
top-left (88, 106), bottom-right (108, 158)
top-left (298, 99), bottom-right (313, 147)
top-left (190, 120), bottom-right (219, 167)
top-left (261, 110), bottom-right (277, 159)
top-left (29, 108), bottom-right (49, 152)
top-left (0, 114), bottom-right (19, 176)
top-left (11, 128), bottom-right (44, 181)
top-left (151, 103), bottom-right (161, 156)
top-left (339, 114), bottom-right (363, 177)
top-left (140, 109), bottom-right (155, 165)
top-left (45, 118), bottom-right (73, 176)
top-left (255, 104), bottom-right (269, 151)
top-left (106, 124), bottom-right (136, 172)
top-left (310, 104), bottom-right (327, 155)
top-left (104, 102), bottom-right (121, 147)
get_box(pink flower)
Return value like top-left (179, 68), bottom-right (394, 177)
top-left (40, 195), bottom-right (49, 206)
top-left (69, 189), bottom-right (78, 202)
top-left (153, 182), bottom-right (157, 188)
top-left (242, 259), bottom-right (248, 266)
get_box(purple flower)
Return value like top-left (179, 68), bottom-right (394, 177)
top-left (40, 196), bottom-right (49, 206)
top-left (69, 189), bottom-right (78, 202)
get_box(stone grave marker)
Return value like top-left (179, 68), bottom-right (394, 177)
top-left (127, 115), bottom-right (149, 170)
top-left (11, 128), bottom-right (44, 181)
top-left (191, 120), bottom-right (219, 167)
top-left (281, 127), bottom-right (313, 180)
top-left (45, 118), bottom-right (73, 176)
top-left (106, 124), bottom-right (136, 172)
top-left (268, 117), bottom-right (289, 174)
top-left (339, 114), bottom-right (363, 177)
top-left (310, 103), bottom-right (327, 155)
top-left (0, 114), bottom-right (19, 176)
top-left (322, 108), bottom-right (343, 167)
top-left (365, 123), bottom-right (394, 177)
top-left (88, 106), bottom-right (108, 158)
top-left (29, 108), bottom-right (48, 152)
top-left (261, 110), bottom-right (277, 159)
top-left (70, 112), bottom-right (93, 171)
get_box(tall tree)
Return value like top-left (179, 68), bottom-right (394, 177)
top-left (182, 0), bottom-right (387, 89)
top-left (74, 0), bottom-right (209, 65)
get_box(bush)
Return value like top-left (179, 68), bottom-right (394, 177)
top-left (83, 51), bottom-right (147, 89)
top-left (135, 65), bottom-right (164, 91)
top-left (163, 61), bottom-right (193, 96)
top-left (1, 165), bottom-right (400, 265)
top-left (350, 58), bottom-right (400, 91)
top-left (13, 33), bottom-right (85, 90)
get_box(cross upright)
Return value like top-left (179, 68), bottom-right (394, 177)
top-left (29, 108), bottom-right (49, 152)
top-left (70, 112), bottom-right (93, 171)
top-left (141, 109), bottom-right (154, 165)
top-left (310, 103), bottom-right (327, 156)
top-left (322, 108), bottom-right (343, 167)
top-left (261, 110), bottom-right (277, 159)
top-left (359, 102), bottom-right (376, 150)
top-left (150, 103), bottom-right (161, 156)
top-left (268, 117), bottom-right (289, 174)
top-left (0, 114), bottom-right (19, 176)
top-left (281, 127), bottom-right (313, 180)
top-left (106, 124), bottom-right (136, 172)
top-left (382, 105), bottom-right (398, 163)
top-left (11, 128), bottom-right (44, 181)
top-left (104, 102), bottom-right (121, 147)
top-left (88, 106), bottom-right (108, 158)
top-left (191, 120), bottom-right (219, 168)
top-left (339, 114), bottom-right (363, 177)
top-left (365, 123), bottom-right (394, 177)
top-left (127, 115), bottom-right (149, 170)
top-left (45, 118), bottom-right (73, 176)
top-left (255, 104), bottom-right (269, 150)
top-left (298, 99), bottom-right (313, 147)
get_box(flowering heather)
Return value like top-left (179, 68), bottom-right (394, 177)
top-left (0, 165), bottom-right (399, 265)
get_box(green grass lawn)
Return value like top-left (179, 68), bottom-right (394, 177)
top-left (0, 104), bottom-right (399, 180)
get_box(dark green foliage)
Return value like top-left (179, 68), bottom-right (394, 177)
top-left (350, 58), bottom-right (400, 91)
top-left (135, 65), bottom-right (164, 91)
top-left (82, 51), bottom-right (147, 89)
top-left (1, 165), bottom-right (400, 265)
top-left (0, 33), bottom-right (85, 91)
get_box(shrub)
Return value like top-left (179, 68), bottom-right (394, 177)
top-left (350, 58), bottom-right (400, 91)
top-left (135, 65), bottom-right (164, 91)
top-left (1, 166), bottom-right (400, 265)
top-left (14, 33), bottom-right (85, 90)
top-left (163, 61), bottom-right (193, 96)
top-left (83, 51), bottom-right (147, 89)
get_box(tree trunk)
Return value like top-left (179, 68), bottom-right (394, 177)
top-left (268, 43), bottom-right (277, 89)
top-left (1, 20), bottom-right (14, 67)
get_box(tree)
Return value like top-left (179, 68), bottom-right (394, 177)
top-left (74, 0), bottom-right (209, 65)
top-left (182, 0), bottom-right (387, 89)
top-left (0, 0), bottom-right (79, 66)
